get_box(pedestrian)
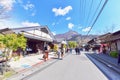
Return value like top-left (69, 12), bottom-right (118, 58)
top-left (43, 44), bottom-right (50, 61)
top-left (78, 47), bottom-right (80, 55)
top-left (118, 50), bottom-right (120, 65)
top-left (102, 45), bottom-right (106, 54)
top-left (57, 47), bottom-right (61, 59)
top-left (75, 47), bottom-right (78, 55)
top-left (25, 45), bottom-right (30, 55)
top-left (70, 48), bottom-right (72, 54)
top-left (75, 46), bottom-right (80, 55)
top-left (60, 44), bottom-right (64, 59)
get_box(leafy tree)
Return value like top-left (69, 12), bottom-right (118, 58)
top-left (0, 34), bottom-right (5, 48)
top-left (0, 33), bottom-right (27, 71)
top-left (1, 33), bottom-right (27, 50)
top-left (68, 41), bottom-right (77, 48)
top-left (0, 33), bottom-right (27, 59)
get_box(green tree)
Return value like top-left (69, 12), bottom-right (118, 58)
top-left (0, 33), bottom-right (27, 51)
top-left (0, 33), bottom-right (27, 61)
top-left (0, 33), bottom-right (27, 72)
top-left (68, 41), bottom-right (77, 48)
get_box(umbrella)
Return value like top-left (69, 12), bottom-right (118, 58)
top-left (61, 41), bottom-right (67, 44)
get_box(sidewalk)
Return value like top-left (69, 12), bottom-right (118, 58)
top-left (92, 53), bottom-right (120, 67)
top-left (8, 52), bottom-right (56, 73)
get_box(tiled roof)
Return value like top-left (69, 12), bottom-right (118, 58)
top-left (99, 30), bottom-right (120, 42)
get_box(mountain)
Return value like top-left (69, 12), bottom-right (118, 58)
top-left (55, 30), bottom-right (98, 44)
top-left (55, 30), bottom-right (79, 42)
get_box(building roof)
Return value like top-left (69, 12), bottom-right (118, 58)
top-left (0, 26), bottom-right (55, 42)
top-left (0, 28), bottom-right (14, 34)
top-left (98, 33), bottom-right (111, 43)
top-left (109, 30), bottom-right (120, 41)
top-left (87, 33), bottom-right (111, 44)
top-left (98, 30), bottom-right (120, 42)
top-left (87, 30), bottom-right (120, 44)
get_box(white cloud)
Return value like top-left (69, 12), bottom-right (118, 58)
top-left (23, 2), bottom-right (34, 10)
top-left (68, 23), bottom-right (74, 29)
top-left (52, 6), bottom-right (72, 16)
top-left (66, 17), bottom-right (71, 20)
top-left (21, 21), bottom-right (40, 27)
top-left (0, 0), bottom-right (15, 11)
top-left (17, 1), bottom-right (35, 16)
top-left (0, 22), bottom-right (8, 29)
top-left (0, 20), bottom-right (21, 29)
top-left (82, 27), bottom-right (91, 32)
top-left (52, 32), bottom-right (56, 35)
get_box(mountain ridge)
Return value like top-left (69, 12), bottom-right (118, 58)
top-left (55, 30), bottom-right (98, 44)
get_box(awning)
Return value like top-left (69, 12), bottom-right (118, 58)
top-left (24, 33), bottom-right (53, 42)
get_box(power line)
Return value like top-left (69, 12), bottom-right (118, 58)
top-left (83, 0), bottom-right (87, 26)
top-left (88, 0), bottom-right (102, 28)
top-left (81, 0), bottom-right (85, 25)
top-left (79, 0), bottom-right (82, 21)
top-left (85, 0), bottom-right (93, 27)
top-left (86, 0), bottom-right (108, 36)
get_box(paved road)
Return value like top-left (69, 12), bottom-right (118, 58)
top-left (23, 52), bottom-right (108, 80)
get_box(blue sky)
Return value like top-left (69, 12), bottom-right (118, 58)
top-left (0, 0), bottom-right (120, 35)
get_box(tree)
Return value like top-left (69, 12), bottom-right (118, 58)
top-left (0, 33), bottom-right (27, 61)
top-left (0, 33), bottom-right (27, 51)
top-left (0, 33), bottom-right (27, 72)
top-left (68, 41), bottom-right (77, 48)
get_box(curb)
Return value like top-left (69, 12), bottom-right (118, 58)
top-left (16, 58), bottom-right (52, 74)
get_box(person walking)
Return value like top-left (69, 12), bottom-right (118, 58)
top-left (70, 48), bottom-right (72, 54)
top-left (75, 46), bottom-right (80, 55)
top-left (57, 47), bottom-right (61, 59)
top-left (60, 44), bottom-right (64, 59)
top-left (55, 44), bottom-right (60, 59)
top-left (75, 47), bottom-right (78, 55)
top-left (78, 47), bottom-right (80, 55)
top-left (43, 44), bottom-right (50, 61)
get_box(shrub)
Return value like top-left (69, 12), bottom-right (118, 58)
top-left (110, 51), bottom-right (118, 58)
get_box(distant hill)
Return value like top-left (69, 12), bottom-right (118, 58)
top-left (55, 30), bottom-right (98, 44)
top-left (55, 30), bottom-right (79, 41)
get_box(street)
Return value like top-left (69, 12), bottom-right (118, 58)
top-left (0, 0), bottom-right (120, 80)
top-left (22, 52), bottom-right (108, 80)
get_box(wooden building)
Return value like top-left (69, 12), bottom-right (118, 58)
top-left (88, 33), bottom-right (111, 53)
top-left (107, 30), bottom-right (120, 51)
top-left (88, 30), bottom-right (120, 53)
top-left (0, 26), bottom-right (55, 53)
